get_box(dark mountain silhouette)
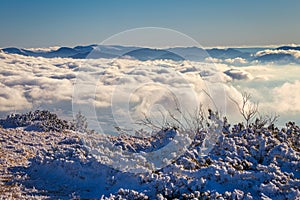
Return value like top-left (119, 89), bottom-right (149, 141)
top-left (123, 48), bottom-right (185, 61)
top-left (2, 45), bottom-right (300, 62)
top-left (276, 46), bottom-right (300, 51)
top-left (166, 46), bottom-right (208, 61)
top-left (3, 47), bottom-right (29, 56)
top-left (207, 48), bottom-right (251, 59)
top-left (255, 53), bottom-right (295, 63)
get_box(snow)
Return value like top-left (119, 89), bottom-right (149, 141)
top-left (0, 112), bottom-right (299, 199)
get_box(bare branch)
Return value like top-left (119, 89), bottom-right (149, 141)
top-left (202, 89), bottom-right (218, 111)
top-left (228, 92), bottom-right (259, 128)
top-left (255, 112), bottom-right (280, 129)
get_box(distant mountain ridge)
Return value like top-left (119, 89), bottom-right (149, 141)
top-left (123, 48), bottom-right (185, 61)
top-left (2, 45), bottom-right (300, 63)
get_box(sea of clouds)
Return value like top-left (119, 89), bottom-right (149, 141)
top-left (0, 50), bottom-right (299, 133)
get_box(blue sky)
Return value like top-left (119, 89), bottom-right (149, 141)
top-left (0, 0), bottom-right (299, 48)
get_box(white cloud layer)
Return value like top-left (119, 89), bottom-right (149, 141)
top-left (272, 80), bottom-right (300, 112)
top-left (0, 51), bottom-right (299, 131)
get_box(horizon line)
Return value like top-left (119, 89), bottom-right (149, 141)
top-left (1, 43), bottom-right (300, 50)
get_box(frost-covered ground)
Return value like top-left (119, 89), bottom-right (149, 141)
top-left (0, 112), bottom-right (299, 199)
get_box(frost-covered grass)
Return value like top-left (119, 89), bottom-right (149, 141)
top-left (0, 111), bottom-right (299, 199)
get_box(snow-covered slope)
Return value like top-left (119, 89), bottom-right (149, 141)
top-left (0, 112), bottom-right (299, 199)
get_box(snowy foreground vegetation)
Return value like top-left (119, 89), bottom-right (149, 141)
top-left (0, 110), bottom-right (300, 199)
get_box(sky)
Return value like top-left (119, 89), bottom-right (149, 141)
top-left (0, 0), bottom-right (300, 48)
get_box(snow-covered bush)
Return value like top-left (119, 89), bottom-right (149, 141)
top-left (0, 110), bottom-right (96, 134)
top-left (0, 110), bottom-right (73, 132)
top-left (73, 111), bottom-right (95, 134)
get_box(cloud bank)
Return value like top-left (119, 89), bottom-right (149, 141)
top-left (0, 49), bottom-right (299, 132)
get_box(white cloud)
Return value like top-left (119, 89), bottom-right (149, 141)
top-left (205, 57), bottom-right (249, 66)
top-left (272, 80), bottom-right (300, 112)
top-left (26, 46), bottom-right (61, 52)
top-left (255, 49), bottom-right (300, 59)
top-left (0, 52), bottom-right (77, 112)
top-left (0, 83), bottom-right (31, 111)
top-left (224, 57), bottom-right (248, 65)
